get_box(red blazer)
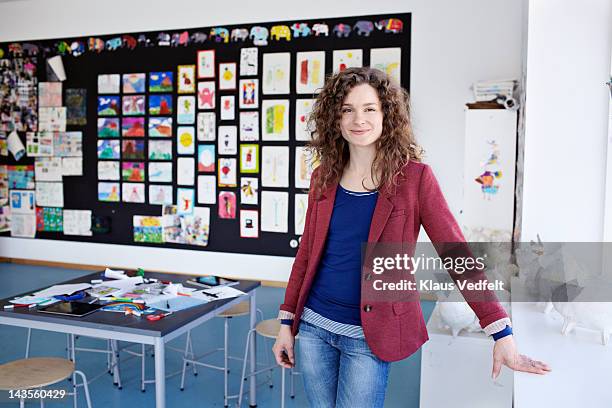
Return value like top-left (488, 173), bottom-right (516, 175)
top-left (280, 161), bottom-right (509, 362)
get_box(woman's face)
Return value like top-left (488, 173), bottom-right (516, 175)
top-left (339, 83), bottom-right (384, 149)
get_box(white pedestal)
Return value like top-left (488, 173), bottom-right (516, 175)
top-left (511, 277), bottom-right (612, 408)
top-left (419, 304), bottom-right (513, 408)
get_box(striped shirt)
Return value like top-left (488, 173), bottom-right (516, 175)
top-left (301, 306), bottom-right (365, 338)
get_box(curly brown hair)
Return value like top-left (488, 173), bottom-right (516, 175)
top-left (306, 67), bottom-right (423, 198)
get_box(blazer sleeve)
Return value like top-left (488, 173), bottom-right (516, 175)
top-left (418, 164), bottom-right (510, 329)
top-left (278, 169), bottom-right (318, 319)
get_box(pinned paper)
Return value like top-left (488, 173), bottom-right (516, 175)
top-left (62, 157), bottom-right (82, 176)
top-left (39, 107), bottom-right (67, 132)
top-left (10, 214), bottom-right (36, 237)
top-left (7, 131), bottom-right (25, 161)
top-left (261, 100), bottom-right (289, 141)
top-left (65, 89), bottom-right (87, 126)
top-left (35, 157), bottom-right (63, 181)
top-left (177, 157), bottom-right (195, 185)
top-left (8, 165), bottom-right (35, 189)
top-left (35, 182), bottom-right (64, 208)
top-left (26, 132), bottom-right (54, 157)
top-left (262, 53), bottom-right (290, 94)
top-left (261, 190), bottom-right (288, 233)
top-left (133, 215), bottom-right (163, 243)
top-left (39, 82), bottom-right (63, 107)
top-left (47, 56), bottom-right (67, 81)
top-left (261, 146), bottom-right (289, 187)
top-left (63, 209), bottom-right (92, 236)
top-left (10, 190), bottom-right (35, 214)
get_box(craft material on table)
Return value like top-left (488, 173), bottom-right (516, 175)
top-left (33, 283), bottom-right (92, 298)
top-left (190, 285), bottom-right (245, 301)
top-left (146, 295), bottom-right (208, 312)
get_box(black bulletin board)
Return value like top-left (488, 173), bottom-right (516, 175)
top-left (0, 13), bottom-right (411, 257)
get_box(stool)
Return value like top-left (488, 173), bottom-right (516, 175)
top-left (180, 301), bottom-right (266, 407)
top-left (0, 357), bottom-right (92, 408)
top-left (25, 330), bottom-right (121, 390)
top-left (237, 319), bottom-right (300, 408)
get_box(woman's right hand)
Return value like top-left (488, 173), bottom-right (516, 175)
top-left (273, 324), bottom-right (295, 368)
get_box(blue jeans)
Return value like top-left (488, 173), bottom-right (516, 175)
top-left (297, 320), bottom-right (390, 408)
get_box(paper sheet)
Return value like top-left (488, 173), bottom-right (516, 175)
top-left (26, 132), bottom-right (54, 157)
top-left (39, 107), bottom-right (66, 132)
top-left (147, 295), bottom-right (208, 312)
top-left (7, 131), bottom-right (25, 161)
top-left (35, 182), bottom-right (64, 207)
top-left (190, 286), bottom-right (246, 301)
top-left (63, 209), bottom-right (92, 236)
top-left (34, 283), bottom-right (91, 297)
top-left (62, 157), bottom-right (82, 176)
top-left (35, 157), bottom-right (63, 181)
top-left (10, 213), bottom-right (35, 237)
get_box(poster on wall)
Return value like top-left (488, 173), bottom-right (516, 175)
top-left (296, 51), bottom-right (325, 94)
top-left (262, 53), bottom-right (290, 94)
top-left (0, 58), bottom-right (38, 132)
top-left (462, 110), bottom-right (517, 241)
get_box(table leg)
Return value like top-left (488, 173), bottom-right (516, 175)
top-left (154, 337), bottom-right (166, 408)
top-left (249, 290), bottom-right (257, 407)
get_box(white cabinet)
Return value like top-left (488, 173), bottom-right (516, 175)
top-left (419, 304), bottom-right (513, 408)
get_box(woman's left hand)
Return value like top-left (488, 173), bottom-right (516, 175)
top-left (492, 335), bottom-right (552, 379)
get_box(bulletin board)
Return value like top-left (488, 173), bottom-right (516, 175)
top-left (0, 13), bottom-right (411, 257)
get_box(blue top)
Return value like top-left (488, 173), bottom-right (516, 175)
top-left (305, 185), bottom-right (378, 325)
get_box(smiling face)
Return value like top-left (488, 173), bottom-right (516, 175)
top-left (339, 83), bottom-right (384, 149)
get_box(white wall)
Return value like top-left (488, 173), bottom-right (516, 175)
top-left (521, 0), bottom-right (612, 242)
top-left (0, 0), bottom-right (525, 280)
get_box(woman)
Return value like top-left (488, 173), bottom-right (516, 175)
top-left (272, 67), bottom-right (550, 407)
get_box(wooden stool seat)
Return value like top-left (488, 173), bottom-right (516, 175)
top-left (255, 319), bottom-right (300, 340)
top-left (0, 357), bottom-right (74, 390)
top-left (217, 301), bottom-right (250, 318)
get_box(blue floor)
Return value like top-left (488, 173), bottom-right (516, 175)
top-left (0, 263), bottom-right (434, 407)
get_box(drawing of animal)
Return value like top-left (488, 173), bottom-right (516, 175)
top-left (171, 31), bottom-right (190, 47)
top-left (56, 41), bottom-right (71, 55)
top-left (210, 27), bottom-right (229, 43)
top-left (22, 43), bottom-right (39, 56)
top-left (138, 35), bottom-right (152, 47)
top-left (354, 20), bottom-right (374, 36)
top-left (122, 35), bottom-right (137, 49)
top-left (8, 43), bottom-right (23, 57)
top-left (333, 23), bottom-right (351, 38)
top-left (105, 37), bottom-right (122, 51)
top-left (89, 38), bottom-right (105, 53)
top-left (249, 26), bottom-right (269, 46)
top-left (231, 28), bottom-right (248, 42)
top-left (375, 18), bottom-right (403, 33)
top-left (190, 32), bottom-right (207, 44)
top-left (290, 23), bottom-right (311, 38)
top-left (157, 32), bottom-right (171, 46)
top-left (312, 23), bottom-right (329, 36)
top-left (270, 25), bottom-right (291, 41)
top-left (70, 41), bottom-right (85, 57)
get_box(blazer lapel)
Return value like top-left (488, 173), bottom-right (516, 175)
top-left (367, 185), bottom-right (395, 243)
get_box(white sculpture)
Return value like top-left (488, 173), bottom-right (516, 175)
top-left (436, 289), bottom-right (511, 338)
top-left (551, 256), bottom-right (612, 345)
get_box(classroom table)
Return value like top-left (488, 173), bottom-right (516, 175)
top-left (0, 271), bottom-right (261, 408)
